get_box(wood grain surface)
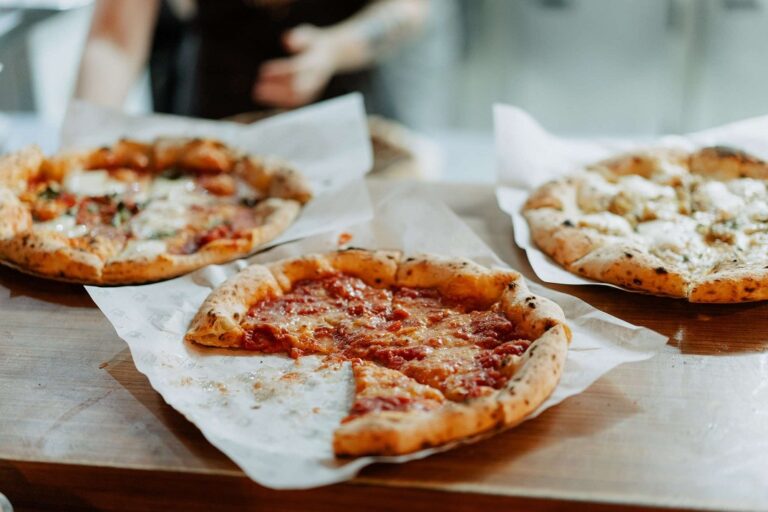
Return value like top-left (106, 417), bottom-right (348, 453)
top-left (1, 182), bottom-right (766, 511)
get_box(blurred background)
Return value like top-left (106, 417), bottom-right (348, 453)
top-left (2, 0), bottom-right (768, 180)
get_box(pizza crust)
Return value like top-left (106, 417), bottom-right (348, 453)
top-left (187, 264), bottom-right (282, 348)
top-left (689, 146), bottom-right (768, 180)
top-left (235, 156), bottom-right (313, 205)
top-left (0, 146), bottom-right (45, 193)
top-left (523, 147), bottom-right (768, 302)
top-left (0, 140), bottom-right (311, 285)
top-left (333, 393), bottom-right (502, 456)
top-left (568, 244), bottom-right (688, 297)
top-left (689, 264), bottom-right (768, 303)
top-left (186, 250), bottom-right (571, 456)
top-left (0, 188), bottom-right (32, 241)
top-left (0, 230), bottom-right (104, 282)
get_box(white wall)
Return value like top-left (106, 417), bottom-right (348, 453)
top-left (442, 0), bottom-right (768, 136)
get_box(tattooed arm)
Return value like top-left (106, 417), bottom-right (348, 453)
top-left (253, 0), bottom-right (429, 108)
top-left (324, 0), bottom-right (430, 71)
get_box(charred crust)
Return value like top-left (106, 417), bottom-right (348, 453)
top-left (527, 302), bottom-right (536, 309)
top-left (374, 278), bottom-right (382, 284)
top-left (624, 252), bottom-right (633, 259)
top-left (507, 282), bottom-right (517, 290)
top-left (404, 257), bottom-right (415, 262)
top-left (654, 267), bottom-right (668, 275)
top-left (710, 145), bottom-right (749, 160)
top-left (633, 278), bottom-right (643, 285)
top-left (544, 319), bottom-right (556, 330)
top-left (744, 286), bottom-right (756, 293)
top-left (562, 219), bottom-right (574, 227)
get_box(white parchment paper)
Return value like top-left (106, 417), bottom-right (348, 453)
top-left (495, 103), bottom-right (768, 287)
top-left (86, 184), bottom-right (666, 489)
top-left (61, 94), bottom-right (374, 246)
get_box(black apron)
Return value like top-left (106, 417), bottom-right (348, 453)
top-left (149, 0), bottom-right (389, 119)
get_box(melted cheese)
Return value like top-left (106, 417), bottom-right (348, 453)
top-left (618, 175), bottom-right (675, 200)
top-left (149, 177), bottom-right (197, 201)
top-left (63, 170), bottom-right (128, 196)
top-left (129, 178), bottom-right (213, 239)
top-left (637, 218), bottom-right (700, 252)
top-left (655, 160), bottom-right (688, 180)
top-left (577, 173), bottom-right (620, 211)
top-left (129, 200), bottom-right (190, 239)
top-left (727, 178), bottom-right (766, 199)
top-left (569, 156), bottom-right (768, 279)
top-left (744, 201), bottom-right (768, 222)
top-left (115, 240), bottom-right (168, 260)
top-left (693, 181), bottom-right (745, 216)
top-left (236, 179), bottom-right (260, 200)
top-left (578, 212), bottom-right (633, 236)
top-left (34, 215), bottom-right (88, 238)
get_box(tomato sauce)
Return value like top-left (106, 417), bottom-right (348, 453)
top-left (242, 274), bottom-right (534, 402)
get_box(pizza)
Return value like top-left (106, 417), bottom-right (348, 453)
top-left (185, 249), bottom-right (571, 456)
top-left (0, 138), bottom-right (311, 284)
top-left (523, 146), bottom-right (768, 302)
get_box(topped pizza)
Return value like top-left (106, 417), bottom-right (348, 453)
top-left (0, 138), bottom-right (311, 284)
top-left (185, 249), bottom-right (571, 456)
top-left (523, 146), bottom-right (768, 302)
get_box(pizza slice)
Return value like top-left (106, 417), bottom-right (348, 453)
top-left (186, 249), bottom-right (571, 456)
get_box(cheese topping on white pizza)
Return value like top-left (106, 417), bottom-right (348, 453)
top-left (587, 157), bottom-right (763, 263)
top-left (524, 146), bottom-right (768, 301)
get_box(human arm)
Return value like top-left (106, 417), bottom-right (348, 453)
top-left (74, 0), bottom-right (160, 109)
top-left (253, 0), bottom-right (429, 108)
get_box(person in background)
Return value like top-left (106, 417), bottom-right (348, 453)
top-left (75, 0), bottom-right (429, 119)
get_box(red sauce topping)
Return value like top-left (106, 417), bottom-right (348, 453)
top-left (243, 274), bottom-right (533, 403)
top-left (170, 206), bottom-right (261, 255)
top-left (337, 232), bottom-right (353, 246)
top-left (343, 396), bottom-right (415, 422)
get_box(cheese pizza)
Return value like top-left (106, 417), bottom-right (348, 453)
top-left (185, 249), bottom-right (571, 456)
top-left (523, 146), bottom-right (768, 302)
top-left (0, 138), bottom-right (311, 284)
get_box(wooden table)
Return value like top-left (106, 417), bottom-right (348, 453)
top-left (1, 182), bottom-right (767, 511)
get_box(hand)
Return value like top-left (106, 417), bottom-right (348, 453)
top-left (252, 24), bottom-right (340, 109)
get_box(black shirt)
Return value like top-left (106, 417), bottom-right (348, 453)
top-left (150, 0), bottom-right (377, 119)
